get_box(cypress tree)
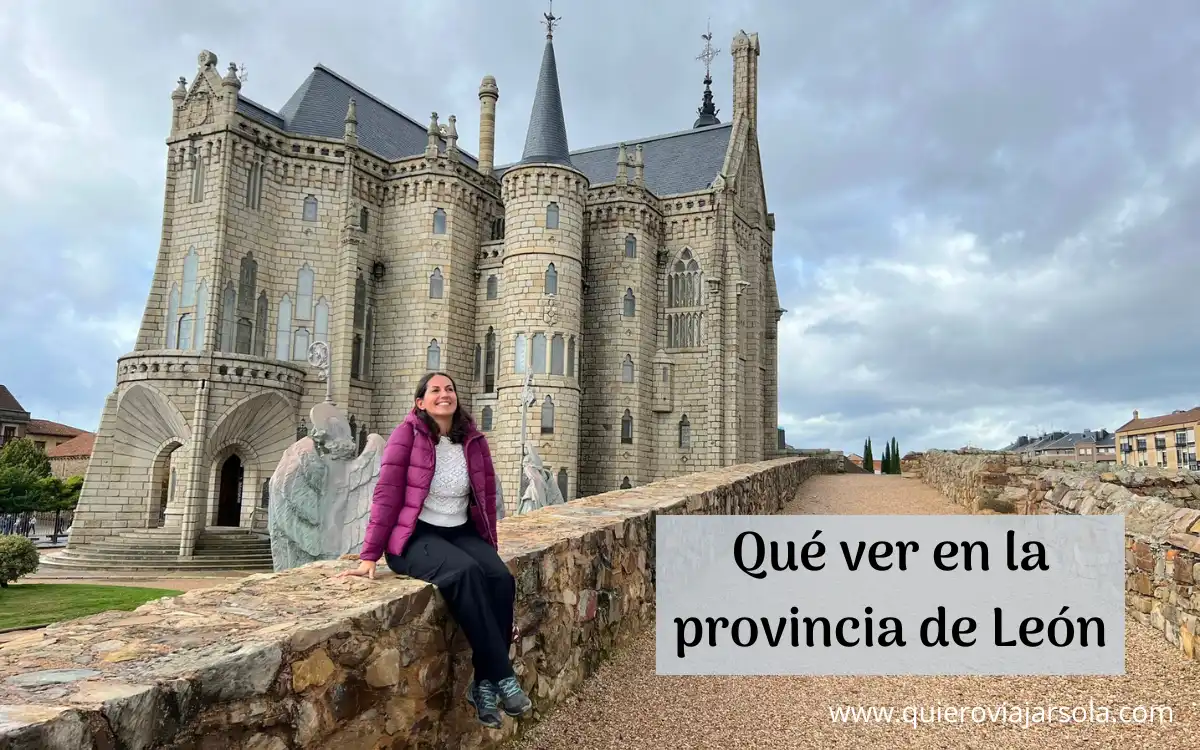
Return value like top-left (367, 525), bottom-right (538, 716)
top-left (863, 437), bottom-right (873, 474)
top-left (892, 438), bottom-right (901, 474)
top-left (881, 443), bottom-right (890, 475)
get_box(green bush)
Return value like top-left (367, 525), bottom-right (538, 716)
top-left (0, 534), bottom-right (39, 587)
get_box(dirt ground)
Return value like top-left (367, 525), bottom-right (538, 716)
top-left (508, 474), bottom-right (1197, 749)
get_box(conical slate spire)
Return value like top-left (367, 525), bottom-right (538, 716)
top-left (520, 35), bottom-right (572, 166)
top-left (693, 73), bottom-right (721, 128)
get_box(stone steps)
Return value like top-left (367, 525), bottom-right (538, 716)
top-left (42, 527), bottom-right (275, 574)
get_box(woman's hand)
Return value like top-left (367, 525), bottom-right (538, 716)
top-left (336, 559), bottom-right (377, 579)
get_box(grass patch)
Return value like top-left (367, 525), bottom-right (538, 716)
top-left (0, 583), bottom-right (183, 631)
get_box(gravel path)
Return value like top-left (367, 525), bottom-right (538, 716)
top-left (508, 474), bottom-right (1198, 749)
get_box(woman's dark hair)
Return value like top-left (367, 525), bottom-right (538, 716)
top-left (413, 371), bottom-right (474, 443)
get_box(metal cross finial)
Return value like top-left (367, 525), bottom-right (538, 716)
top-left (697, 18), bottom-right (720, 77)
top-left (542, 0), bottom-right (560, 38)
top-left (307, 340), bottom-right (334, 405)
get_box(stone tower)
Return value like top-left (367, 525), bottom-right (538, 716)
top-left (492, 17), bottom-right (589, 501)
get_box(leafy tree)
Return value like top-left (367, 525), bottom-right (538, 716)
top-left (0, 438), bottom-right (50, 478)
top-left (0, 466), bottom-right (47, 514)
top-left (0, 534), bottom-right (39, 587)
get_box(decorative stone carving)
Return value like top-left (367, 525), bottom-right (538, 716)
top-left (267, 400), bottom-right (386, 572)
top-left (517, 443), bottom-right (564, 515)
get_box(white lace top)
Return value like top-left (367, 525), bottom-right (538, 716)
top-left (419, 436), bottom-right (471, 527)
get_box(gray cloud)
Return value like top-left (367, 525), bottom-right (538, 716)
top-left (0, 0), bottom-right (1194, 457)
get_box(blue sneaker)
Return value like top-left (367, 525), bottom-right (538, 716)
top-left (466, 680), bottom-right (503, 728)
top-left (496, 675), bottom-right (532, 717)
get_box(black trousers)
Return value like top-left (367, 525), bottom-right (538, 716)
top-left (386, 520), bottom-right (516, 682)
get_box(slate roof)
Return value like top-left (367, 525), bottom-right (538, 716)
top-left (0, 385), bottom-right (27, 418)
top-left (237, 66), bottom-right (478, 168)
top-left (520, 37), bottom-right (572, 166)
top-left (235, 62), bottom-right (731, 198)
top-left (497, 123), bottom-right (732, 197)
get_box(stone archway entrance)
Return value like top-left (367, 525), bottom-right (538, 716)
top-left (216, 454), bottom-right (244, 527)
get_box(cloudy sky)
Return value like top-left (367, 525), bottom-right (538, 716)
top-left (1, 0), bottom-right (1196, 455)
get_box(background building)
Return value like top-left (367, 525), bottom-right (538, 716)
top-left (1116, 407), bottom-right (1199, 470)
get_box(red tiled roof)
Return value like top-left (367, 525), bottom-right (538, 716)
top-left (1115, 407), bottom-right (1200, 434)
top-left (27, 419), bottom-right (86, 438)
top-left (0, 385), bottom-right (26, 414)
top-left (47, 432), bottom-right (95, 458)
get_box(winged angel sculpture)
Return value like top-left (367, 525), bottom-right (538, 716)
top-left (268, 342), bottom-right (386, 572)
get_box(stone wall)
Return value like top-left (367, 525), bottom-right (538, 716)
top-left (0, 455), bottom-right (839, 750)
top-left (914, 449), bottom-right (1200, 663)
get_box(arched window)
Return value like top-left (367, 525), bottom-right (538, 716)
top-left (176, 313), bottom-right (194, 351)
top-left (484, 327), bottom-right (497, 392)
top-left (625, 234), bottom-right (637, 258)
top-left (546, 202), bottom-right (559, 229)
top-left (540, 396), bottom-right (555, 434)
top-left (302, 195), bottom-right (318, 222)
top-left (544, 263), bottom-right (557, 295)
top-left (194, 282), bottom-right (208, 350)
top-left (238, 253), bottom-right (257, 311)
top-left (429, 268), bottom-right (444, 299)
top-left (662, 365), bottom-right (669, 382)
top-left (426, 339), bottom-right (441, 370)
top-left (474, 344), bottom-right (483, 381)
top-left (181, 247), bottom-right (198, 307)
top-left (620, 476), bottom-right (632, 490)
top-left (254, 292), bottom-right (269, 357)
top-left (296, 264), bottom-right (314, 320)
top-left (550, 334), bottom-right (565, 375)
top-left (293, 327), bottom-right (311, 360)
top-left (621, 409), bottom-right (633, 444)
top-left (433, 208), bottom-right (446, 234)
top-left (514, 334), bottom-right (527, 374)
top-left (531, 333), bottom-right (547, 374)
top-left (219, 283), bottom-right (237, 352)
top-left (314, 298), bottom-right (329, 344)
top-left (668, 249), bottom-right (703, 308)
top-left (165, 283), bottom-right (180, 348)
top-left (621, 354), bottom-right (634, 383)
top-left (359, 206), bottom-right (369, 231)
top-left (276, 294), bottom-right (292, 360)
top-left (567, 336), bottom-right (576, 377)
top-left (486, 274), bottom-right (498, 300)
top-left (245, 160), bottom-right (263, 209)
top-left (557, 467), bottom-right (568, 500)
top-left (679, 415), bottom-right (692, 449)
top-left (190, 153), bottom-right (205, 203)
top-left (623, 288), bottom-right (636, 317)
top-left (481, 406), bottom-right (493, 431)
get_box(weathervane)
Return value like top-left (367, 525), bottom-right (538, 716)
top-left (543, 0), bottom-right (560, 38)
top-left (697, 18), bottom-right (720, 77)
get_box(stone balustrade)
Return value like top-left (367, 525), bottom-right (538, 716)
top-left (914, 449), bottom-right (1200, 664)
top-left (0, 454), bottom-right (840, 749)
top-left (116, 350), bottom-right (308, 396)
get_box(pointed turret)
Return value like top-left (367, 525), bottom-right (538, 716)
top-left (519, 24), bottom-right (571, 166)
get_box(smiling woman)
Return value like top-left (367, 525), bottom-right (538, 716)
top-left (337, 372), bottom-right (531, 729)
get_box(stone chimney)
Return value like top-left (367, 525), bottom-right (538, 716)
top-left (1133, 409), bottom-right (1139, 420)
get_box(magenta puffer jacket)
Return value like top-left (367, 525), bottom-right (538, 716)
top-left (358, 409), bottom-right (499, 562)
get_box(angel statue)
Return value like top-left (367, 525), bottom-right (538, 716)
top-left (516, 442), bottom-right (564, 515)
top-left (268, 342), bottom-right (387, 572)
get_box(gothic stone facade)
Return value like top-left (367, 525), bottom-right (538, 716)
top-left (68, 30), bottom-right (780, 551)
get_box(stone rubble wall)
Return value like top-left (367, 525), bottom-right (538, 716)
top-left (0, 454), bottom-right (840, 750)
top-left (914, 449), bottom-right (1200, 664)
